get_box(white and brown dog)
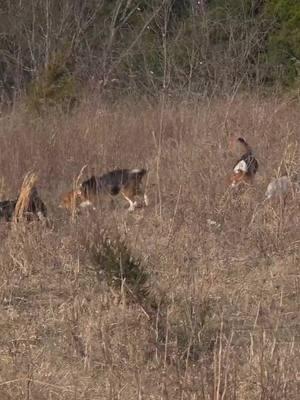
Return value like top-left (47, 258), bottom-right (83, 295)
top-left (60, 168), bottom-right (148, 213)
top-left (230, 137), bottom-right (259, 187)
top-left (264, 175), bottom-right (300, 200)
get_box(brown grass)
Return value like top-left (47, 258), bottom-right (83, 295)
top-left (13, 171), bottom-right (38, 222)
top-left (0, 94), bottom-right (299, 399)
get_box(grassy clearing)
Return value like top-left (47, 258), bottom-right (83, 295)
top-left (0, 94), bottom-right (299, 399)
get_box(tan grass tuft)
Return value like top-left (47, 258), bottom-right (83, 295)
top-left (13, 171), bottom-right (38, 222)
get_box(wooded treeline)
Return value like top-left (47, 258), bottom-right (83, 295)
top-left (1, 0), bottom-right (299, 105)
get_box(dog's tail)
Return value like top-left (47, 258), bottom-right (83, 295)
top-left (238, 137), bottom-right (252, 152)
top-left (129, 168), bottom-right (147, 177)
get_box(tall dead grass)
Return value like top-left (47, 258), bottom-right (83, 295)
top-left (0, 94), bottom-right (299, 399)
top-left (13, 171), bottom-right (38, 222)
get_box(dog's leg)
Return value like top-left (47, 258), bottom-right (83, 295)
top-left (121, 190), bottom-right (137, 211)
top-left (79, 200), bottom-right (96, 210)
top-left (144, 193), bottom-right (149, 206)
top-left (124, 195), bottom-right (137, 211)
top-left (37, 211), bottom-right (45, 221)
top-left (121, 187), bottom-right (138, 211)
top-left (135, 182), bottom-right (148, 207)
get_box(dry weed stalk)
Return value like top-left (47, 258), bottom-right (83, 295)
top-left (276, 141), bottom-right (298, 179)
top-left (13, 171), bottom-right (38, 223)
top-left (74, 164), bottom-right (87, 190)
top-left (70, 164), bottom-right (87, 219)
top-left (0, 176), bottom-right (7, 199)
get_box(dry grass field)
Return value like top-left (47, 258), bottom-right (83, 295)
top-left (0, 94), bottom-right (299, 399)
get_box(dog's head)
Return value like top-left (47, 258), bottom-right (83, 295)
top-left (59, 189), bottom-right (84, 211)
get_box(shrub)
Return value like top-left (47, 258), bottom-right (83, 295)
top-left (265, 0), bottom-right (300, 85)
top-left (89, 232), bottom-right (150, 303)
top-left (27, 52), bottom-right (77, 113)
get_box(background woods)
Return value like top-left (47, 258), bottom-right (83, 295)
top-left (1, 0), bottom-right (300, 106)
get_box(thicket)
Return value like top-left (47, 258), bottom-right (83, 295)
top-left (1, 0), bottom-right (300, 106)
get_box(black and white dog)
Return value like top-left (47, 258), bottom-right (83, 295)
top-left (0, 187), bottom-right (47, 222)
top-left (61, 168), bottom-right (148, 212)
top-left (230, 138), bottom-right (259, 187)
